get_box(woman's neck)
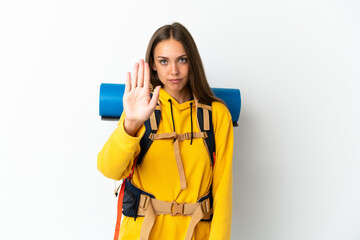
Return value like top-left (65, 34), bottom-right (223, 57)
top-left (164, 87), bottom-right (192, 104)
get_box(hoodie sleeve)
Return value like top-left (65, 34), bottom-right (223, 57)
top-left (97, 113), bottom-right (145, 180)
top-left (209, 102), bottom-right (234, 240)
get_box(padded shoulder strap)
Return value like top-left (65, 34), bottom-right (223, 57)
top-left (196, 102), bottom-right (216, 165)
top-left (137, 98), bottom-right (161, 165)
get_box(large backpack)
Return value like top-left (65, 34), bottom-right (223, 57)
top-left (113, 99), bottom-right (216, 240)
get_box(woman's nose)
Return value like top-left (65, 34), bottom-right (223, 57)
top-left (170, 63), bottom-right (179, 75)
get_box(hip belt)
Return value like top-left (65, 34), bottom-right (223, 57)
top-left (122, 179), bottom-right (213, 240)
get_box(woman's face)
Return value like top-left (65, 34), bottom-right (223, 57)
top-left (152, 38), bottom-right (190, 97)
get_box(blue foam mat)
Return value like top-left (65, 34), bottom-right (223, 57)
top-left (99, 83), bottom-right (241, 124)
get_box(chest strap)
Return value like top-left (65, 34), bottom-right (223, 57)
top-left (149, 131), bottom-right (208, 190)
top-left (138, 194), bottom-right (212, 240)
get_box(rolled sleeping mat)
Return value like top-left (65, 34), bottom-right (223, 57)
top-left (211, 87), bottom-right (241, 126)
top-left (99, 83), bottom-right (241, 126)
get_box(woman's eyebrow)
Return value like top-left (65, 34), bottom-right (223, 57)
top-left (156, 54), bottom-right (187, 59)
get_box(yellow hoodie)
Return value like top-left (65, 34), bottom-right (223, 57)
top-left (98, 88), bottom-right (234, 240)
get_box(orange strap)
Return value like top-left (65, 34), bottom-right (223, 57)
top-left (113, 157), bottom-right (138, 240)
top-left (113, 180), bottom-right (126, 240)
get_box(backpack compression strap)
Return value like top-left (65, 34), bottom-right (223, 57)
top-left (149, 131), bottom-right (208, 190)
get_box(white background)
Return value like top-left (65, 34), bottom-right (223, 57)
top-left (0, 0), bottom-right (359, 239)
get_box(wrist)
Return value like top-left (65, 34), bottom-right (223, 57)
top-left (123, 118), bottom-right (143, 137)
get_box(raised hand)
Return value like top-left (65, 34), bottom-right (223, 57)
top-left (123, 59), bottom-right (161, 136)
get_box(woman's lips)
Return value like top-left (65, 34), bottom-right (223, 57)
top-left (169, 79), bottom-right (181, 83)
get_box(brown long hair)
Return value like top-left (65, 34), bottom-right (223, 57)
top-left (145, 22), bottom-right (222, 104)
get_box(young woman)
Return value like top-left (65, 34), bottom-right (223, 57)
top-left (98, 22), bottom-right (234, 240)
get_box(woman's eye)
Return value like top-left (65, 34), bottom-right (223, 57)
top-left (160, 60), bottom-right (167, 64)
top-left (179, 58), bottom-right (187, 63)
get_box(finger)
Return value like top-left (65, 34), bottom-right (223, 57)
top-left (125, 72), bottom-right (131, 93)
top-left (138, 59), bottom-right (144, 88)
top-left (131, 62), bottom-right (139, 89)
top-left (144, 61), bottom-right (150, 90)
top-left (149, 85), bottom-right (161, 108)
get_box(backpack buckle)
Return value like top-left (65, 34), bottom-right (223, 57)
top-left (149, 133), bottom-right (154, 140)
top-left (139, 194), bottom-right (151, 210)
top-left (170, 201), bottom-right (184, 216)
top-left (201, 198), bottom-right (211, 215)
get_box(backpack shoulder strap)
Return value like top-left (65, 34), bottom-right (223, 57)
top-left (196, 101), bottom-right (216, 166)
top-left (137, 97), bottom-right (161, 165)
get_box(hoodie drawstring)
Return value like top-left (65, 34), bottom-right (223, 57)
top-left (168, 99), bottom-right (176, 133)
top-left (190, 102), bottom-right (193, 145)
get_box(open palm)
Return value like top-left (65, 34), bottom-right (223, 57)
top-left (123, 59), bottom-right (161, 126)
